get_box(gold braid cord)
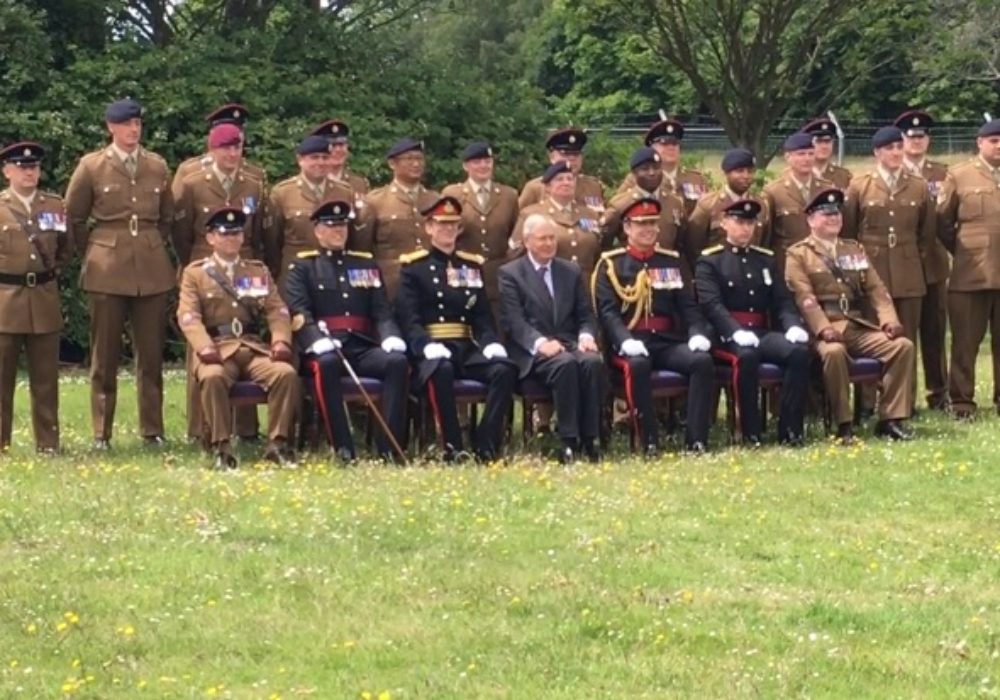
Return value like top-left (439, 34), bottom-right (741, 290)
top-left (594, 258), bottom-right (652, 330)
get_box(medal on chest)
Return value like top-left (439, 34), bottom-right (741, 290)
top-left (235, 275), bottom-right (269, 297)
top-left (649, 266), bottom-right (683, 290)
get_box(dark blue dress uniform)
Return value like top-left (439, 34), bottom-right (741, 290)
top-left (284, 202), bottom-right (409, 460)
top-left (396, 230), bottom-right (516, 461)
top-left (593, 201), bottom-right (715, 452)
top-left (695, 200), bottom-right (811, 444)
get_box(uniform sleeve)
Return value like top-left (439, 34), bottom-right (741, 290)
top-left (677, 284), bottom-right (712, 340)
top-left (599, 205), bottom-right (624, 250)
top-left (64, 160), bottom-right (94, 253)
top-left (517, 180), bottom-right (542, 209)
top-left (916, 185), bottom-right (935, 261)
top-left (157, 166), bottom-right (174, 245)
top-left (508, 210), bottom-right (527, 256)
top-left (784, 250), bottom-right (831, 336)
top-left (262, 268), bottom-right (292, 345)
top-left (349, 200), bottom-right (375, 252)
top-left (840, 182), bottom-right (861, 240)
top-left (170, 178), bottom-right (195, 266)
top-left (694, 256), bottom-right (739, 339)
top-left (177, 268), bottom-right (213, 352)
top-left (759, 190), bottom-right (775, 248)
top-left (55, 200), bottom-right (74, 268)
top-left (685, 198), bottom-right (713, 263)
top-left (247, 179), bottom-right (267, 260)
top-left (263, 188), bottom-right (284, 277)
top-left (283, 259), bottom-right (323, 348)
top-left (771, 260), bottom-right (804, 331)
top-left (593, 258), bottom-right (631, 351)
top-left (396, 266), bottom-right (431, 355)
top-left (862, 261), bottom-right (901, 328)
top-left (935, 172), bottom-right (958, 254)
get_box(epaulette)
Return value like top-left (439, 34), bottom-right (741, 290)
top-left (654, 245), bottom-right (680, 258)
top-left (787, 239), bottom-right (809, 250)
top-left (749, 245), bottom-right (774, 256)
top-left (271, 176), bottom-right (298, 192)
top-left (399, 249), bottom-right (430, 264)
top-left (297, 250), bottom-right (320, 259)
top-left (601, 247), bottom-right (626, 259)
top-left (38, 190), bottom-right (63, 201)
top-left (455, 250), bottom-right (485, 265)
top-left (188, 257), bottom-right (209, 268)
top-left (701, 244), bottom-right (724, 256)
top-left (346, 250), bottom-right (373, 259)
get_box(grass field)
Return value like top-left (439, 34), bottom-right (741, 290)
top-left (2, 364), bottom-right (1000, 698)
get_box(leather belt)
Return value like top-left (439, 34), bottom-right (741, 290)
top-left (821, 298), bottom-right (861, 317)
top-left (730, 311), bottom-right (767, 328)
top-left (320, 315), bottom-right (373, 334)
top-left (208, 319), bottom-right (260, 339)
top-left (633, 316), bottom-right (674, 332)
top-left (0, 270), bottom-right (57, 287)
top-left (426, 322), bottom-right (472, 340)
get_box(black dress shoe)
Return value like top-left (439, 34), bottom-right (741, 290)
top-left (874, 419), bottom-right (913, 441)
top-left (263, 443), bottom-right (296, 467)
top-left (144, 435), bottom-right (166, 447)
top-left (475, 449), bottom-right (499, 464)
top-left (212, 451), bottom-right (239, 471)
top-left (685, 441), bottom-right (708, 455)
top-left (582, 439), bottom-right (601, 463)
top-left (835, 422), bottom-right (854, 445)
top-left (642, 443), bottom-right (660, 460)
top-left (333, 447), bottom-right (356, 465)
top-left (92, 438), bottom-right (111, 451)
top-left (779, 433), bottom-right (805, 448)
top-left (557, 446), bottom-right (576, 465)
top-left (743, 435), bottom-right (763, 448)
top-left (952, 408), bottom-right (975, 422)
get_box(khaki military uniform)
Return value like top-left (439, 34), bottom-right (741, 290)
top-left (816, 162), bottom-right (853, 190)
top-left (0, 189), bottom-right (72, 451)
top-left (762, 172), bottom-right (834, 274)
top-left (510, 199), bottom-right (603, 282)
top-left (329, 170), bottom-right (369, 197)
top-left (265, 176), bottom-right (366, 286)
top-left (177, 257), bottom-right (299, 446)
top-left (64, 145), bottom-right (175, 440)
top-left (173, 154), bottom-right (268, 191)
top-left (518, 173), bottom-right (605, 211)
top-left (441, 179), bottom-right (519, 319)
top-left (907, 158), bottom-right (951, 407)
top-left (784, 236), bottom-right (914, 425)
top-left (687, 189), bottom-right (770, 265)
top-left (617, 168), bottom-right (708, 217)
top-left (936, 157), bottom-right (1000, 412)
top-left (361, 183), bottom-right (440, 299)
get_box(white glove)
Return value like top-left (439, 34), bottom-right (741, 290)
top-left (732, 329), bottom-right (759, 348)
top-left (483, 342), bottom-right (508, 360)
top-left (688, 334), bottom-right (711, 353)
top-left (423, 342), bottom-right (452, 360)
top-left (619, 339), bottom-right (649, 357)
top-left (381, 336), bottom-right (407, 353)
top-left (309, 337), bottom-right (340, 355)
top-left (785, 325), bottom-right (809, 344)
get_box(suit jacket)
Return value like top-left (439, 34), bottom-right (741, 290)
top-left (937, 158), bottom-right (1000, 292)
top-left (497, 255), bottom-right (597, 378)
top-left (65, 145), bottom-right (175, 296)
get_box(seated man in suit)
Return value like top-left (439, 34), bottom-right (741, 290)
top-left (498, 214), bottom-right (606, 463)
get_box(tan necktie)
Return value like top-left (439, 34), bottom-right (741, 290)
top-left (477, 187), bottom-right (489, 211)
top-left (125, 155), bottom-right (137, 178)
top-left (884, 173), bottom-right (897, 190)
top-left (222, 176), bottom-right (234, 197)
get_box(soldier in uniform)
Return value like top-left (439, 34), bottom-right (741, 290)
top-left (284, 200), bottom-right (410, 463)
top-left (784, 189), bottom-right (915, 444)
top-left (593, 198), bottom-right (715, 455)
top-left (65, 99), bottom-right (174, 449)
top-left (265, 134), bottom-right (357, 287)
top-left (687, 148), bottom-right (770, 264)
top-left (895, 109), bottom-right (951, 410)
top-left (172, 103), bottom-right (268, 189)
top-left (518, 128), bottom-right (605, 210)
top-left (511, 162), bottom-right (603, 282)
top-left (0, 142), bottom-right (72, 454)
top-left (616, 119), bottom-right (709, 216)
top-left (762, 132), bottom-right (834, 274)
top-left (802, 117), bottom-right (853, 189)
top-left (602, 146), bottom-right (687, 258)
top-left (361, 138), bottom-right (440, 298)
top-left (441, 141), bottom-right (519, 323)
top-left (173, 121), bottom-right (267, 442)
top-left (177, 207), bottom-right (299, 469)
top-left (309, 119), bottom-right (370, 197)
top-left (936, 119), bottom-right (1000, 419)
top-left (695, 199), bottom-right (811, 446)
top-left (396, 196), bottom-right (516, 462)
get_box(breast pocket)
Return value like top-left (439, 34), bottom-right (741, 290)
top-left (139, 185), bottom-right (164, 219)
top-left (959, 191), bottom-right (986, 223)
top-left (863, 202), bottom-right (888, 230)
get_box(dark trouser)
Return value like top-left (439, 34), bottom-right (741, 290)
top-left (920, 280), bottom-right (949, 407)
top-left (426, 359), bottom-right (516, 457)
top-left (88, 292), bottom-right (167, 440)
top-left (531, 350), bottom-right (606, 443)
top-left (948, 289), bottom-right (1000, 413)
top-left (0, 332), bottom-right (60, 451)
top-left (617, 341), bottom-right (714, 448)
top-left (717, 332), bottom-right (811, 441)
top-left (307, 347), bottom-right (410, 457)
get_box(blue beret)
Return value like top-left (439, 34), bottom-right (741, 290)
top-left (205, 206), bottom-right (247, 232)
top-left (721, 148), bottom-right (755, 172)
top-left (0, 141), bottom-right (45, 165)
top-left (872, 126), bottom-right (903, 149)
top-left (805, 188), bottom-right (845, 214)
top-left (722, 199), bottom-right (762, 219)
top-left (629, 146), bottom-right (660, 170)
top-left (783, 132), bottom-right (814, 152)
top-left (105, 99), bottom-right (143, 124)
top-left (297, 135), bottom-right (331, 156)
top-left (461, 141), bottom-right (494, 161)
top-left (978, 119), bottom-right (1000, 137)
top-left (541, 161), bottom-right (573, 184)
top-left (386, 138), bottom-right (423, 159)
top-left (311, 200), bottom-right (354, 224)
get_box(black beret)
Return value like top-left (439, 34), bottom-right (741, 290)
top-left (105, 99), bottom-right (143, 124)
top-left (872, 126), bottom-right (903, 149)
top-left (722, 199), bottom-right (762, 220)
top-left (721, 148), bottom-right (755, 173)
top-left (461, 141), bottom-right (494, 161)
top-left (0, 141), bottom-right (45, 165)
top-left (805, 188), bottom-right (845, 214)
top-left (629, 146), bottom-right (660, 170)
top-left (205, 206), bottom-right (247, 232)
top-left (545, 128), bottom-right (587, 152)
top-left (205, 103), bottom-right (249, 127)
top-left (541, 161), bottom-right (573, 184)
top-left (297, 135), bottom-right (331, 156)
top-left (783, 132), bottom-right (814, 152)
top-left (311, 120), bottom-right (350, 143)
top-left (386, 138), bottom-right (424, 159)
top-left (644, 119), bottom-right (685, 145)
top-left (894, 110), bottom-right (933, 136)
top-left (311, 200), bottom-right (354, 224)
top-left (978, 119), bottom-right (1000, 137)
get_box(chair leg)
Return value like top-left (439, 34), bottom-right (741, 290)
top-left (760, 386), bottom-right (769, 435)
top-left (522, 398), bottom-right (532, 448)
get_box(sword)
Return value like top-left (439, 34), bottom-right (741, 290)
top-left (827, 110), bottom-right (845, 166)
top-left (985, 112), bottom-right (994, 122)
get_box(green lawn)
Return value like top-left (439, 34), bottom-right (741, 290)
top-left (2, 364), bottom-right (999, 698)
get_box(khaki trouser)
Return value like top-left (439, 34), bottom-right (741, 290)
top-left (919, 281), bottom-right (949, 406)
top-left (0, 332), bottom-right (59, 451)
top-left (947, 289), bottom-right (1000, 413)
top-left (185, 344), bottom-right (260, 440)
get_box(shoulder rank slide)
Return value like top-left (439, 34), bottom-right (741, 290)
top-left (346, 250), bottom-right (373, 259)
top-left (455, 250), bottom-right (485, 265)
top-left (701, 244), bottom-right (724, 256)
top-left (749, 245), bottom-right (773, 256)
top-left (399, 249), bottom-right (430, 264)
top-left (600, 247), bottom-right (626, 259)
top-left (654, 245), bottom-right (680, 258)
top-left (297, 250), bottom-right (320, 259)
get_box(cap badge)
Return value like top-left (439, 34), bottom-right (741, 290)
top-left (913, 117), bottom-right (920, 126)
top-left (333, 205), bottom-right (341, 215)
top-left (226, 212), bottom-right (235, 222)
top-left (744, 202), bottom-right (752, 211)
top-left (23, 148), bottom-right (31, 157)
top-left (666, 125), bottom-right (675, 134)
top-left (568, 135), bottom-right (576, 144)
top-left (233, 109), bottom-right (241, 118)
top-left (443, 202), bottom-right (457, 214)
top-left (827, 194), bottom-right (836, 203)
